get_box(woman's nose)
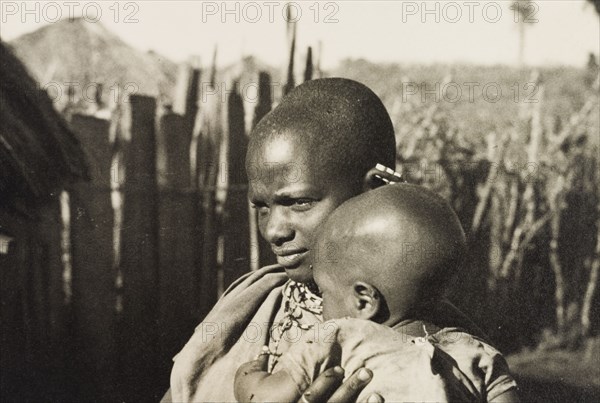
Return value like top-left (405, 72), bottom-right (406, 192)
top-left (263, 207), bottom-right (294, 246)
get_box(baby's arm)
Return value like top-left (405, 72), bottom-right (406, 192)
top-left (234, 354), bottom-right (301, 402)
top-left (431, 328), bottom-right (520, 402)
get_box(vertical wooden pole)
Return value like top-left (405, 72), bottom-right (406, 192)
top-left (222, 81), bottom-right (251, 288)
top-left (195, 82), bottom-right (222, 308)
top-left (69, 114), bottom-right (116, 400)
top-left (250, 72), bottom-right (276, 269)
top-left (283, 8), bottom-right (297, 96)
top-left (37, 197), bottom-right (73, 400)
top-left (173, 64), bottom-right (201, 125)
top-left (304, 46), bottom-right (313, 82)
top-left (119, 95), bottom-right (160, 401)
top-left (157, 109), bottom-right (201, 387)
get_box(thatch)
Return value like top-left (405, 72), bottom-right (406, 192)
top-left (0, 41), bottom-right (89, 209)
top-left (9, 17), bottom-right (177, 102)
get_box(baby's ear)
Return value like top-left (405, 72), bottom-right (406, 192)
top-left (352, 281), bottom-right (380, 320)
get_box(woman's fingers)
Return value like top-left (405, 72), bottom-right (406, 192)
top-left (326, 368), bottom-right (374, 403)
top-left (298, 366), bottom-right (378, 403)
top-left (297, 366), bottom-right (345, 403)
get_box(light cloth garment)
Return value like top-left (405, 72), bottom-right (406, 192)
top-left (167, 265), bottom-right (514, 402)
top-left (169, 266), bottom-right (288, 402)
top-left (275, 318), bottom-right (517, 402)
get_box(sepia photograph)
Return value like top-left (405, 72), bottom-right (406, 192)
top-left (1, 1), bottom-right (599, 402)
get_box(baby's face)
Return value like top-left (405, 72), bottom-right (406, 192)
top-left (246, 133), bottom-right (359, 283)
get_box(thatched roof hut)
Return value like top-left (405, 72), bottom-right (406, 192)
top-left (9, 17), bottom-right (177, 105)
top-left (1, 39), bottom-right (90, 401)
top-left (0, 40), bottom-right (88, 212)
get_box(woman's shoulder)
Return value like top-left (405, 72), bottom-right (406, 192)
top-left (221, 264), bottom-right (287, 297)
top-left (199, 265), bottom-right (288, 325)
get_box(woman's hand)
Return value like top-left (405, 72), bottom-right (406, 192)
top-left (297, 367), bottom-right (384, 403)
top-left (234, 357), bottom-right (383, 403)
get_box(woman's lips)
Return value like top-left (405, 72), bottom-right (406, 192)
top-left (275, 250), bottom-right (309, 268)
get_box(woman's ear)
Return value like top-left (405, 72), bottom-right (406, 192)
top-left (363, 164), bottom-right (404, 191)
top-left (352, 281), bottom-right (381, 320)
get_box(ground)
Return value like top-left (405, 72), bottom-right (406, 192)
top-left (508, 339), bottom-right (600, 402)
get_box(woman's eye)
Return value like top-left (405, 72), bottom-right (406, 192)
top-left (251, 203), bottom-right (269, 214)
top-left (292, 199), bottom-right (314, 211)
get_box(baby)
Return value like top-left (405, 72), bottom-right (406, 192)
top-left (234, 183), bottom-right (518, 402)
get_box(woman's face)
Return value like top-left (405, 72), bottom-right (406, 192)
top-left (246, 134), bottom-right (359, 283)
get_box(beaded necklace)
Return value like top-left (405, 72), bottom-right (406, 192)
top-left (265, 280), bottom-right (323, 372)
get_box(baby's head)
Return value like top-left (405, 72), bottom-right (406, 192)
top-left (312, 183), bottom-right (466, 324)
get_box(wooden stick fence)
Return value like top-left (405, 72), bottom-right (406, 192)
top-left (37, 66), bottom-right (277, 401)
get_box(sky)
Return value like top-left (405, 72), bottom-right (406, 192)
top-left (1, 1), bottom-right (599, 70)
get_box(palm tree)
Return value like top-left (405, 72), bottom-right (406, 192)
top-left (511, 0), bottom-right (534, 67)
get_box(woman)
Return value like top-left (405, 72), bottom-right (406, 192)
top-left (165, 78), bottom-right (488, 402)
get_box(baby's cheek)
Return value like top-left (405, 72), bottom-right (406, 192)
top-left (322, 303), bottom-right (331, 321)
top-left (322, 298), bottom-right (343, 321)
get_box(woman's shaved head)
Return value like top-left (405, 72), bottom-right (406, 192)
top-left (247, 78), bottom-right (396, 188)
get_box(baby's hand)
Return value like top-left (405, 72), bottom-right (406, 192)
top-left (233, 351), bottom-right (271, 402)
top-left (235, 349), bottom-right (309, 402)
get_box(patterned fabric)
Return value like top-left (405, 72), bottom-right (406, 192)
top-left (266, 280), bottom-right (323, 372)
